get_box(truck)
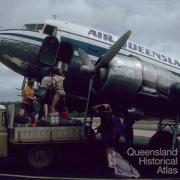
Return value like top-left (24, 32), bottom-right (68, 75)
top-left (0, 104), bottom-right (94, 169)
top-left (1, 103), bottom-right (179, 172)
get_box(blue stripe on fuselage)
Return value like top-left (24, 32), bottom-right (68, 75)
top-left (60, 36), bottom-right (107, 58)
top-left (0, 32), bottom-right (107, 58)
top-left (0, 32), bottom-right (43, 42)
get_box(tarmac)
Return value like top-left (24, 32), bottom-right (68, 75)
top-left (0, 173), bottom-right (179, 180)
top-left (0, 121), bottom-right (179, 180)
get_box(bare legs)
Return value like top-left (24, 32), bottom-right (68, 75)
top-left (50, 94), bottom-right (60, 113)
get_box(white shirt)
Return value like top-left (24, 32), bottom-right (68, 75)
top-left (40, 76), bottom-right (52, 88)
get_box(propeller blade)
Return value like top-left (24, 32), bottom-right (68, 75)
top-left (84, 78), bottom-right (94, 120)
top-left (95, 30), bottom-right (131, 69)
top-left (78, 48), bottom-right (94, 67)
top-left (80, 65), bottom-right (95, 75)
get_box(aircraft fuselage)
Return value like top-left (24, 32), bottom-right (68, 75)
top-left (0, 19), bottom-right (180, 117)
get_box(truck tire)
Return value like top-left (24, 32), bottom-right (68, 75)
top-left (148, 131), bottom-right (177, 149)
top-left (27, 145), bottom-right (54, 169)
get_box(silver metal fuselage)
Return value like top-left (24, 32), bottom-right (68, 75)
top-left (0, 23), bottom-right (180, 116)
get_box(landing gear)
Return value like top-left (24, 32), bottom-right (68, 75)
top-left (148, 131), bottom-right (175, 149)
top-left (148, 115), bottom-right (179, 149)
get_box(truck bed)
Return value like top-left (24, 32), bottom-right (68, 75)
top-left (9, 126), bottom-right (84, 144)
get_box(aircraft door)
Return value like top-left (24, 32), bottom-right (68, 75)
top-left (38, 36), bottom-right (59, 66)
top-left (56, 41), bottom-right (73, 65)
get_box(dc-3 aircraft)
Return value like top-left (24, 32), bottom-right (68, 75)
top-left (0, 18), bottom-right (179, 146)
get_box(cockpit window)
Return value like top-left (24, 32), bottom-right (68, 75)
top-left (24, 23), bottom-right (57, 36)
top-left (43, 24), bottom-right (57, 36)
top-left (36, 24), bottom-right (44, 31)
top-left (24, 24), bottom-right (36, 31)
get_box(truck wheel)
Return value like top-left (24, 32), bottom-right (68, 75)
top-left (148, 131), bottom-right (177, 149)
top-left (27, 146), bottom-right (54, 169)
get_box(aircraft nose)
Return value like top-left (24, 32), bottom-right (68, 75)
top-left (1, 54), bottom-right (28, 69)
top-left (0, 31), bottom-right (41, 76)
top-left (0, 38), bottom-right (7, 55)
top-left (0, 38), bottom-right (29, 71)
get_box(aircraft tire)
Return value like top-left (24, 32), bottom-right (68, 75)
top-left (27, 145), bottom-right (54, 169)
top-left (148, 131), bottom-right (177, 149)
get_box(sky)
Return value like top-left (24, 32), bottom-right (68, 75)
top-left (0, 0), bottom-right (180, 101)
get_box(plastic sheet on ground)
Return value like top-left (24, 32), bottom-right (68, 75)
top-left (107, 150), bottom-right (140, 178)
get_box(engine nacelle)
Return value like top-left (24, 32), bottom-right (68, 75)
top-left (93, 56), bottom-right (143, 104)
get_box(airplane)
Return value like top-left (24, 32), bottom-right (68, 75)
top-left (0, 18), bottom-right (179, 146)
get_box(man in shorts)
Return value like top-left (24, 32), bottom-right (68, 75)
top-left (50, 68), bottom-right (66, 114)
top-left (19, 79), bottom-right (36, 127)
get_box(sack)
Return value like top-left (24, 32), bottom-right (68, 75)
top-left (107, 150), bottom-right (140, 178)
top-left (36, 87), bottom-right (47, 98)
